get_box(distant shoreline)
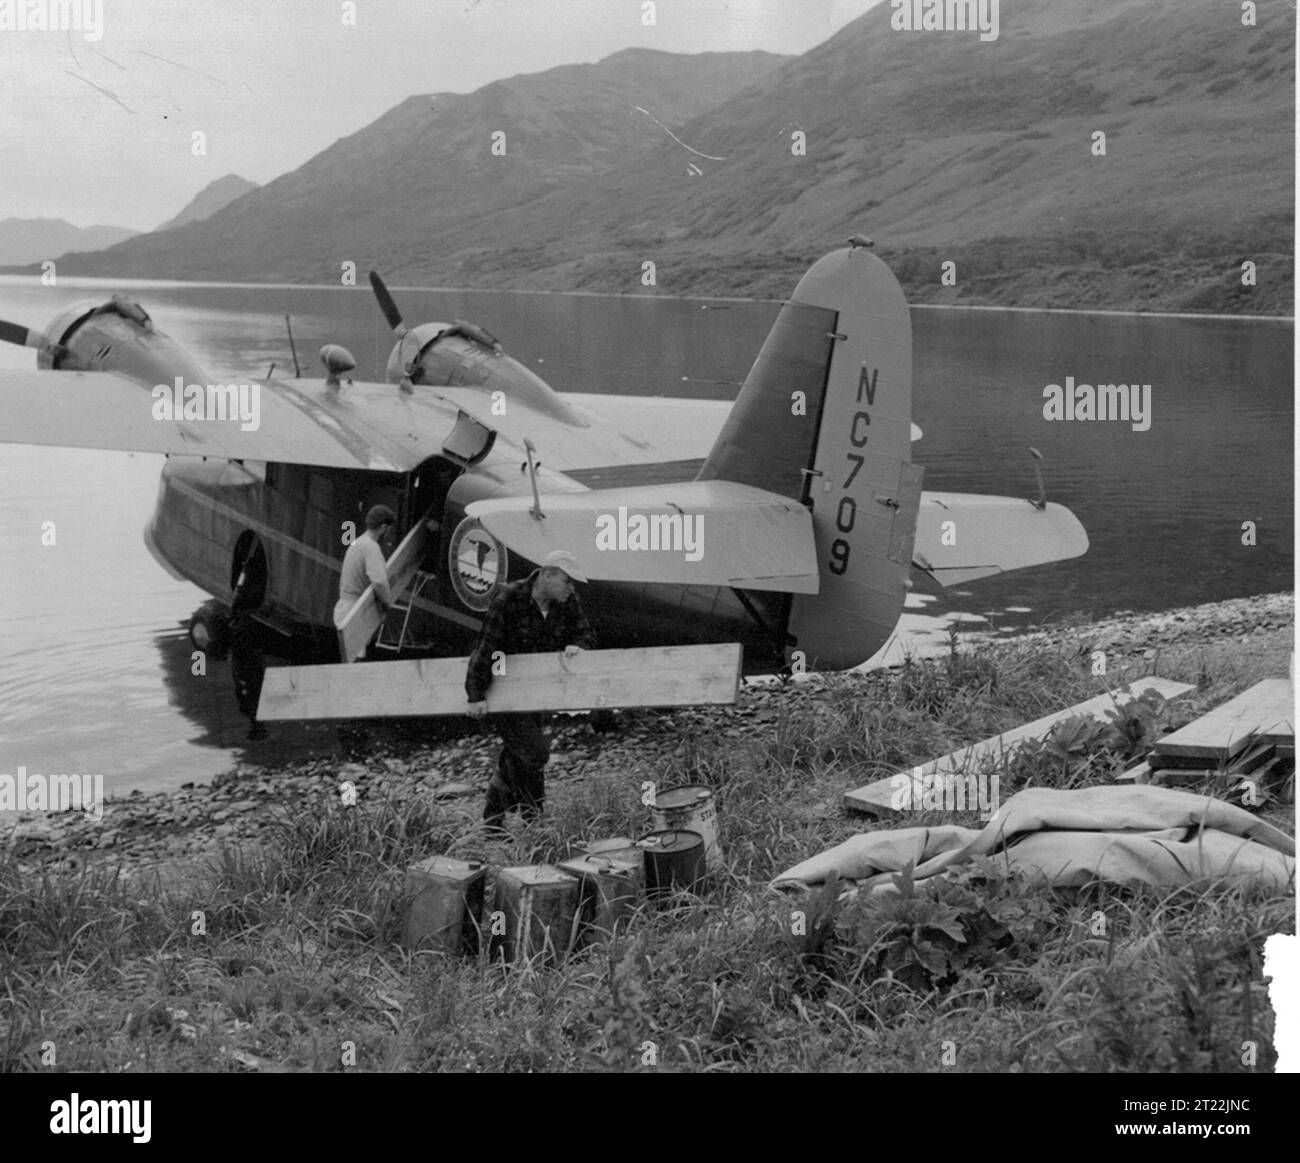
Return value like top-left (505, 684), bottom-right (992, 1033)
top-left (0, 263), bottom-right (1291, 319)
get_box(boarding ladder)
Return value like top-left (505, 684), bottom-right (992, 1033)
top-left (373, 569), bottom-right (439, 653)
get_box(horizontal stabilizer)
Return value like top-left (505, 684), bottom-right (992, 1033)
top-left (258, 642), bottom-right (742, 720)
top-left (467, 480), bottom-right (820, 593)
top-left (912, 492), bottom-right (1089, 586)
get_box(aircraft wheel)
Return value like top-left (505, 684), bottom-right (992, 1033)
top-left (189, 599), bottom-right (232, 660)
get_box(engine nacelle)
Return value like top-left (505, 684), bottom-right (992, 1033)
top-left (38, 295), bottom-right (213, 388)
top-left (383, 319), bottom-right (584, 426)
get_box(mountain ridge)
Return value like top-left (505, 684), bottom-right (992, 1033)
top-left (156, 175), bottom-right (259, 232)
top-left (0, 219), bottom-right (137, 266)
top-left (18, 5), bottom-right (1294, 314)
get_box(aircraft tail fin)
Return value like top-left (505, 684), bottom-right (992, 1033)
top-left (698, 245), bottom-right (920, 670)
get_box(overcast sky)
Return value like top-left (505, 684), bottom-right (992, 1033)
top-left (0, 0), bottom-right (881, 231)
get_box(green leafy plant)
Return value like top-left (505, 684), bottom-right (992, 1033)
top-left (836, 864), bottom-right (1046, 994)
top-left (1004, 691), bottom-right (1168, 792)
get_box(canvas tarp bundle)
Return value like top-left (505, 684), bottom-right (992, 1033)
top-left (772, 785), bottom-right (1295, 894)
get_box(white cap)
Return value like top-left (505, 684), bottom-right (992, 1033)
top-left (544, 549), bottom-right (588, 584)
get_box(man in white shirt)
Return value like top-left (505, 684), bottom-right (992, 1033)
top-left (334, 504), bottom-right (397, 629)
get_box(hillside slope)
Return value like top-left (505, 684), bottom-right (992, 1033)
top-left (462, 0), bottom-right (1293, 311)
top-left (38, 1), bottom-right (1294, 313)
top-left (0, 219), bottom-right (136, 265)
top-left (156, 175), bottom-right (258, 232)
top-left (44, 49), bottom-right (787, 285)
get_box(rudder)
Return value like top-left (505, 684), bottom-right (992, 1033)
top-left (785, 246), bottom-right (920, 669)
top-left (698, 245), bottom-right (920, 670)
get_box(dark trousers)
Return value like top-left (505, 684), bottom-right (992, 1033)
top-left (484, 713), bottom-right (549, 824)
top-left (229, 612), bottom-right (265, 722)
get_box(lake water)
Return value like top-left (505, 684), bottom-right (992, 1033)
top-left (0, 276), bottom-right (1291, 795)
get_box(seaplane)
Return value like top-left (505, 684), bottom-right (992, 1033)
top-left (0, 240), bottom-right (1088, 720)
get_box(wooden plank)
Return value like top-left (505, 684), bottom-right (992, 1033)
top-left (1151, 757), bottom-right (1285, 789)
top-left (1152, 678), bottom-right (1294, 760)
top-left (336, 515), bottom-right (432, 663)
top-left (258, 643), bottom-right (742, 721)
top-left (843, 676), bottom-right (1196, 816)
top-left (1148, 739), bottom-right (1277, 774)
top-left (1150, 768), bottom-right (1237, 787)
top-left (1253, 679), bottom-right (1296, 744)
top-left (1115, 761), bottom-right (1151, 784)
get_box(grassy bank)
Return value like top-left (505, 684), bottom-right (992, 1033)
top-left (0, 628), bottom-right (1292, 1072)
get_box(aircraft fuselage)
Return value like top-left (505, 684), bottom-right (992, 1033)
top-left (145, 451), bottom-right (787, 668)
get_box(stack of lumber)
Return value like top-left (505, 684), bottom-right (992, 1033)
top-left (1136, 678), bottom-right (1295, 800)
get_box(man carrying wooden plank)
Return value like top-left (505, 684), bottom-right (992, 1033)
top-left (466, 550), bottom-right (597, 827)
top-left (333, 504), bottom-right (397, 758)
top-left (333, 505), bottom-right (397, 633)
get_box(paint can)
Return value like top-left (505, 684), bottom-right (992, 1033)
top-left (404, 855), bottom-right (487, 954)
top-left (639, 829), bottom-right (706, 899)
top-left (492, 865), bottom-right (581, 964)
top-left (650, 784), bottom-right (721, 871)
top-left (557, 853), bottom-right (643, 945)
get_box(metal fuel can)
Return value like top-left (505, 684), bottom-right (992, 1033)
top-left (558, 853), bottom-right (643, 944)
top-left (650, 784), bottom-right (721, 872)
top-left (639, 829), bottom-right (706, 900)
top-left (404, 855), bottom-right (488, 954)
top-left (492, 865), bottom-right (581, 964)
top-left (580, 836), bottom-right (643, 869)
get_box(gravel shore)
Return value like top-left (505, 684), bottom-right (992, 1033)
top-left (3, 591), bottom-right (1292, 878)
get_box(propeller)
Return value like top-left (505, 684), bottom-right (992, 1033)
top-left (0, 318), bottom-right (51, 350)
top-left (368, 271), bottom-right (407, 337)
top-left (370, 270), bottom-right (421, 392)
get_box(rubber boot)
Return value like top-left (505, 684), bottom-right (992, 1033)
top-left (518, 766), bottom-right (545, 823)
top-left (483, 776), bottom-right (512, 829)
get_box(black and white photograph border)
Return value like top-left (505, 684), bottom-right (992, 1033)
top-left (0, 0), bottom-right (1295, 1097)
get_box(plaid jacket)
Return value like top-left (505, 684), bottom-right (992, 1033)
top-left (465, 570), bottom-right (597, 702)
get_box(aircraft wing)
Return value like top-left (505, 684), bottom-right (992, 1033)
top-left (0, 362), bottom-right (894, 474)
top-left (0, 368), bottom-right (417, 470)
top-left (912, 492), bottom-right (1089, 586)
top-left (433, 390), bottom-right (918, 472)
top-left (559, 394), bottom-right (920, 455)
top-left (434, 387), bottom-right (733, 468)
top-left (467, 479), bottom-right (820, 592)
